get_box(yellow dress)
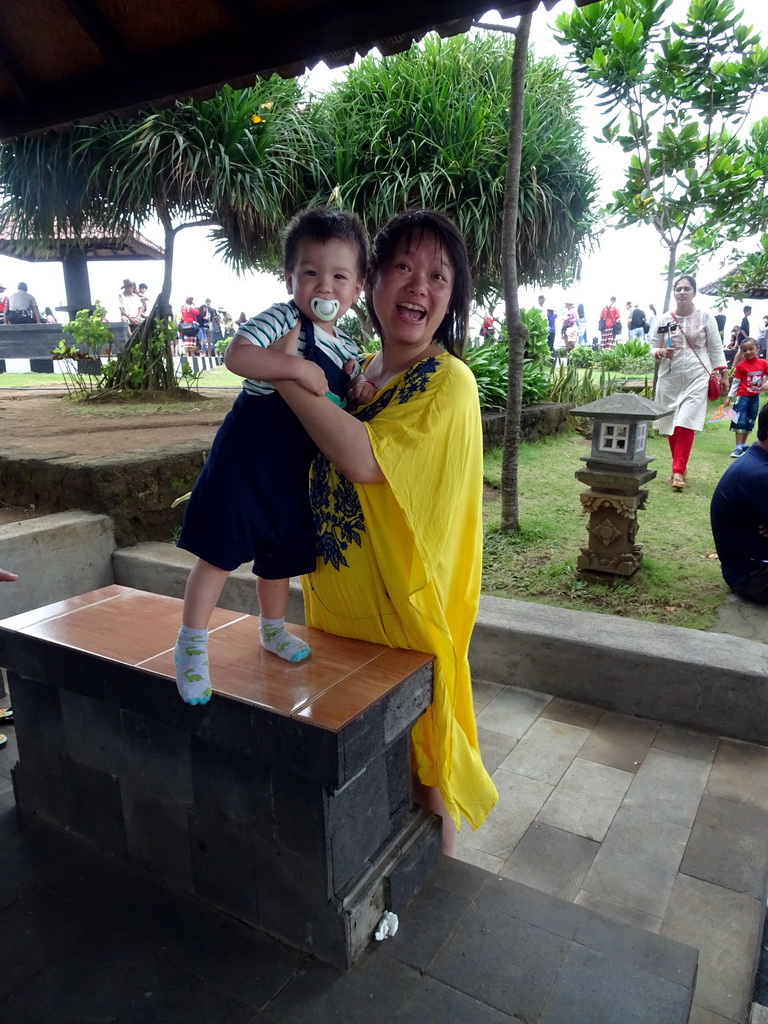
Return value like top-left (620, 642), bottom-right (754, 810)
top-left (302, 351), bottom-right (498, 831)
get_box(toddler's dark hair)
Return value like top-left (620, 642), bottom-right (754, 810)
top-left (283, 207), bottom-right (368, 280)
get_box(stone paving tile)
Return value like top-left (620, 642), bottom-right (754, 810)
top-left (536, 758), bottom-right (633, 842)
top-left (391, 975), bottom-right (522, 1023)
top-left (538, 943), bottom-right (693, 1024)
top-left (653, 724), bottom-right (720, 763)
top-left (471, 679), bottom-right (505, 712)
top-left (706, 739), bottom-right (768, 814)
top-left (578, 711), bottom-right (659, 773)
top-left (261, 952), bottom-right (420, 1024)
top-left (475, 685), bottom-right (552, 740)
top-left (381, 883), bottom-right (472, 973)
top-left (752, 1004), bottom-right (768, 1024)
top-left (454, 843), bottom-right (504, 873)
top-left (497, 719), bottom-right (589, 786)
top-left (572, 900), bottom-right (698, 987)
top-left (681, 794), bottom-right (768, 899)
top-left (477, 727), bottom-right (516, 775)
top-left (661, 873), bottom-right (763, 1022)
top-left (622, 748), bottom-right (711, 828)
top-left (580, 807), bottom-right (689, 919)
top-left (462, 769), bottom-right (552, 860)
top-left (574, 889), bottom-right (662, 934)
top-left (473, 876), bottom-right (585, 943)
top-left (689, 1007), bottom-right (739, 1024)
top-left (538, 697), bottom-right (605, 731)
top-left (499, 822), bottom-right (599, 901)
top-left (430, 856), bottom-right (490, 900)
top-left (429, 902), bottom-right (570, 1020)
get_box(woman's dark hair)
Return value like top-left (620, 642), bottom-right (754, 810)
top-left (283, 207), bottom-right (369, 280)
top-left (673, 274), bottom-right (697, 296)
top-left (577, 303), bottom-right (585, 318)
top-left (368, 209), bottom-right (471, 357)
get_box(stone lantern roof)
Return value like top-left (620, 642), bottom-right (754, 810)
top-left (571, 393), bottom-right (674, 420)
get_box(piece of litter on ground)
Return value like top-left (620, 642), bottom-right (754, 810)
top-left (374, 911), bottom-right (399, 940)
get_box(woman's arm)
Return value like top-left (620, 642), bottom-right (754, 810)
top-left (273, 379), bottom-right (384, 484)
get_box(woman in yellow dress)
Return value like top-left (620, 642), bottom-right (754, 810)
top-left (238, 210), bottom-right (498, 851)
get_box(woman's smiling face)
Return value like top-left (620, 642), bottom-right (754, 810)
top-left (371, 232), bottom-right (454, 349)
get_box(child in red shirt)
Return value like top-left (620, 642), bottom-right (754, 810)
top-left (726, 337), bottom-right (768, 457)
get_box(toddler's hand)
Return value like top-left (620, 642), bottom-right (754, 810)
top-left (347, 371), bottom-right (377, 407)
top-left (295, 359), bottom-right (329, 397)
top-left (271, 321), bottom-right (301, 355)
top-left (724, 398), bottom-right (731, 408)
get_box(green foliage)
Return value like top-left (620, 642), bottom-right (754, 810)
top-left (594, 340), bottom-right (653, 373)
top-left (519, 307), bottom-right (551, 364)
top-left (521, 359), bottom-right (552, 405)
top-left (61, 303), bottom-right (114, 357)
top-left (548, 363), bottom-right (614, 404)
top-left (567, 345), bottom-right (597, 368)
top-left (314, 33), bottom-right (598, 301)
top-left (554, 0), bottom-right (768, 308)
top-left (465, 343), bottom-right (509, 409)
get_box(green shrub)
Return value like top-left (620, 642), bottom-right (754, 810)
top-left (522, 358), bottom-right (551, 405)
top-left (465, 341), bottom-right (508, 409)
top-left (519, 307), bottom-right (551, 364)
top-left (567, 345), bottom-right (596, 368)
top-left (618, 355), bottom-right (655, 375)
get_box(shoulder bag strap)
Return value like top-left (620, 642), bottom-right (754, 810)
top-left (670, 312), bottom-right (711, 379)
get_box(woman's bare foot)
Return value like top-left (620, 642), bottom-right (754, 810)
top-left (671, 473), bottom-right (686, 491)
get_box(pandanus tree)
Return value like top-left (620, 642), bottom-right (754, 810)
top-left (0, 78), bottom-right (321, 391)
top-left (311, 31), bottom-right (598, 305)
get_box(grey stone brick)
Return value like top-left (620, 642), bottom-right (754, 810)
top-left (121, 709), bottom-right (192, 803)
top-left (121, 779), bottom-right (192, 889)
top-left (60, 689), bottom-right (124, 776)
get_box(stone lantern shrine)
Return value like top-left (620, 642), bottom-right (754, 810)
top-left (571, 393), bottom-right (674, 577)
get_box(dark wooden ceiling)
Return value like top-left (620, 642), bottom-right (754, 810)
top-left (0, 0), bottom-right (598, 140)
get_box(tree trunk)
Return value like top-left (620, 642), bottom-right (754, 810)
top-left (499, 12), bottom-right (532, 533)
top-left (662, 244), bottom-right (678, 317)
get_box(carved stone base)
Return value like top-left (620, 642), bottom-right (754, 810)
top-left (578, 489), bottom-right (648, 578)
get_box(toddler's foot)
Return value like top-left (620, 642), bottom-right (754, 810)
top-left (259, 617), bottom-right (310, 663)
top-left (174, 625), bottom-right (212, 705)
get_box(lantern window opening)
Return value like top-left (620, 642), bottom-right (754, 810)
top-left (599, 422), bottom-right (629, 452)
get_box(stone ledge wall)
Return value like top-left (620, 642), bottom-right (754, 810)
top-left (482, 403), bottom-right (573, 449)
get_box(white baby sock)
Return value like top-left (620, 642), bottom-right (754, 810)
top-left (259, 617), bottom-right (310, 663)
top-left (174, 625), bottom-right (212, 705)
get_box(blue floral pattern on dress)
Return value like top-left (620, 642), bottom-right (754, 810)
top-left (311, 356), bottom-right (440, 568)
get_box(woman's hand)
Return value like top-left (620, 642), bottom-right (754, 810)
top-left (653, 348), bottom-right (673, 360)
top-left (719, 370), bottom-right (729, 397)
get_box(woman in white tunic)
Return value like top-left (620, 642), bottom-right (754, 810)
top-left (652, 275), bottom-right (728, 491)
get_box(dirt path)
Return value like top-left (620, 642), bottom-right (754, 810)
top-left (1, 388), bottom-right (239, 460)
top-left (0, 387), bottom-right (240, 527)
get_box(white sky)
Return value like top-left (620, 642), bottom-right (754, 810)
top-left (1, 0), bottom-right (765, 336)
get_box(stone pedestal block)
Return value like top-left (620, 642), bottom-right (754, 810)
top-left (0, 585), bottom-right (440, 968)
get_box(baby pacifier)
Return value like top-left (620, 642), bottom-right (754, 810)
top-left (311, 298), bottom-right (339, 322)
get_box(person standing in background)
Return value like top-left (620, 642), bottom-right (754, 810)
top-left (739, 306), bottom-right (752, 344)
top-left (599, 297), bottom-right (619, 349)
top-left (628, 303), bottom-right (647, 341)
top-left (546, 308), bottom-right (557, 354)
top-left (714, 305), bottom-right (727, 344)
top-left (576, 303), bottom-right (587, 346)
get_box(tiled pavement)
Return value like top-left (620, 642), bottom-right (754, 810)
top-left (459, 682), bottom-right (768, 1024)
top-left (0, 678), bottom-right (766, 1022)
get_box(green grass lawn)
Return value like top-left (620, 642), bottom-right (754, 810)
top-left (481, 403), bottom-right (744, 630)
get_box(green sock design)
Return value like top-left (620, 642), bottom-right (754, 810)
top-left (259, 617), bottom-right (310, 663)
top-left (174, 625), bottom-right (212, 705)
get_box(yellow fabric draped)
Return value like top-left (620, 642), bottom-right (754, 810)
top-left (302, 352), bottom-right (498, 831)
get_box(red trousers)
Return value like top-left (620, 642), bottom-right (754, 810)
top-left (667, 426), bottom-right (695, 476)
